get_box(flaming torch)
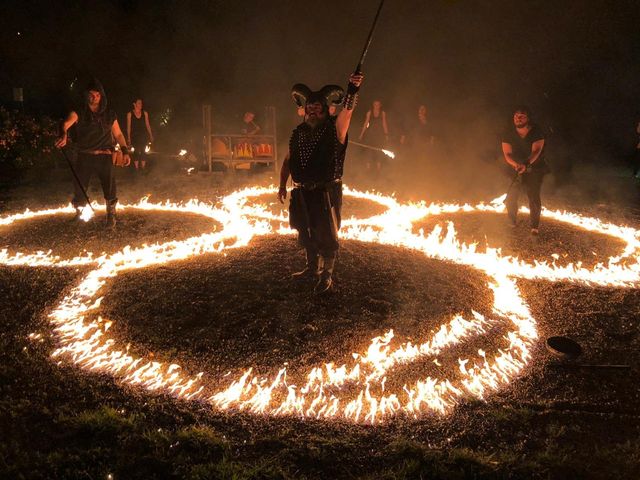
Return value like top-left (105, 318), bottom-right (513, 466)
top-left (350, 140), bottom-right (396, 159)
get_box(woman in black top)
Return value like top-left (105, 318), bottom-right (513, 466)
top-left (358, 99), bottom-right (389, 173)
top-left (126, 98), bottom-right (154, 171)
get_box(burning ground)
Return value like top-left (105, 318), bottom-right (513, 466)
top-left (1, 170), bottom-right (639, 479)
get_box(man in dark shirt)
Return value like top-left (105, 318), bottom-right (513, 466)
top-left (239, 111), bottom-right (261, 135)
top-left (501, 106), bottom-right (548, 235)
top-left (278, 73), bottom-right (364, 293)
top-left (56, 78), bottom-right (130, 228)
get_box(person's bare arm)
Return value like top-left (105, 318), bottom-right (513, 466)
top-left (277, 152), bottom-right (291, 203)
top-left (502, 142), bottom-right (525, 173)
top-left (144, 111), bottom-right (154, 143)
top-left (527, 139), bottom-right (545, 166)
top-left (126, 112), bottom-right (132, 145)
top-left (55, 111), bottom-right (79, 148)
top-left (112, 119), bottom-right (131, 166)
top-left (337, 73), bottom-right (364, 144)
top-left (382, 111), bottom-right (389, 138)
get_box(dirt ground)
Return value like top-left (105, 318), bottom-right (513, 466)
top-left (1, 161), bottom-right (640, 479)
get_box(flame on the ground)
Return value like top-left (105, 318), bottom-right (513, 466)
top-left (2, 187), bottom-right (639, 423)
top-left (80, 205), bottom-right (94, 222)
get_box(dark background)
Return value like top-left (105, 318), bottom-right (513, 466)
top-left (1, 0), bottom-right (639, 165)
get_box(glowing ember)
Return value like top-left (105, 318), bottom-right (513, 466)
top-left (178, 149), bottom-right (187, 156)
top-left (2, 188), bottom-right (639, 423)
top-left (145, 144), bottom-right (151, 154)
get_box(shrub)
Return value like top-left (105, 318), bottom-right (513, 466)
top-left (0, 106), bottom-right (59, 183)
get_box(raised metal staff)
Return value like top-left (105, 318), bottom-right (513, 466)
top-left (354, 0), bottom-right (386, 74)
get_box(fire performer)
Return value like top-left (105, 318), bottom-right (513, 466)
top-left (56, 78), bottom-right (130, 228)
top-left (278, 73), bottom-right (364, 293)
top-left (501, 106), bottom-right (550, 235)
top-left (126, 98), bottom-right (154, 172)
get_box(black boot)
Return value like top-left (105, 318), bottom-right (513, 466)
top-left (70, 205), bottom-right (83, 222)
top-left (314, 254), bottom-right (336, 294)
top-left (292, 249), bottom-right (320, 279)
top-left (105, 203), bottom-right (117, 229)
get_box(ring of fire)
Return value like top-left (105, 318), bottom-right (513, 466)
top-left (3, 186), bottom-right (640, 423)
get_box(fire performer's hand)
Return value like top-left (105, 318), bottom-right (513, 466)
top-left (349, 73), bottom-right (364, 88)
top-left (277, 186), bottom-right (287, 204)
top-left (123, 154), bottom-right (131, 167)
top-left (516, 163), bottom-right (526, 174)
top-left (55, 134), bottom-right (67, 149)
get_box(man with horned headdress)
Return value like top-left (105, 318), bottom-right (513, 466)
top-left (278, 73), bottom-right (364, 293)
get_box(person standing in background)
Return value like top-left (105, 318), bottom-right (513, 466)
top-left (358, 99), bottom-right (388, 173)
top-left (126, 98), bottom-right (153, 172)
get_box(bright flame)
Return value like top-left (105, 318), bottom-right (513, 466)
top-left (2, 187), bottom-right (639, 423)
top-left (179, 149), bottom-right (187, 156)
top-left (145, 144), bottom-right (151, 154)
top-left (382, 149), bottom-right (395, 159)
top-left (80, 205), bottom-right (94, 222)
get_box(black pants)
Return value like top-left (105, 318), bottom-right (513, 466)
top-left (72, 153), bottom-right (117, 208)
top-left (505, 169), bottom-right (545, 229)
top-left (131, 140), bottom-right (146, 164)
top-left (289, 183), bottom-right (342, 257)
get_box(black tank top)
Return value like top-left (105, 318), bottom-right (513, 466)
top-left (364, 111), bottom-right (385, 146)
top-left (74, 108), bottom-right (117, 152)
top-left (130, 110), bottom-right (147, 144)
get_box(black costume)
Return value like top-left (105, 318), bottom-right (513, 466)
top-left (289, 117), bottom-right (347, 257)
top-left (69, 80), bottom-right (118, 212)
top-left (286, 83), bottom-right (349, 292)
top-left (502, 124), bottom-right (548, 229)
top-left (129, 110), bottom-right (148, 162)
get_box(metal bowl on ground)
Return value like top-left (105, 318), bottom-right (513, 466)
top-left (546, 336), bottom-right (582, 360)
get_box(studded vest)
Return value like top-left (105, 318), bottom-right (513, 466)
top-left (289, 117), bottom-right (347, 183)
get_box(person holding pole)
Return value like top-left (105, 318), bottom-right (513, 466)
top-left (278, 74), bottom-right (364, 293)
top-left (277, 0), bottom-right (382, 293)
top-left (501, 106), bottom-right (549, 235)
top-left (55, 78), bottom-right (130, 228)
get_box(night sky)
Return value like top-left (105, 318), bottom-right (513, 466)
top-left (2, 0), bottom-right (639, 159)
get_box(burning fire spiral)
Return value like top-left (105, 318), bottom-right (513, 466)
top-left (3, 187), bottom-right (639, 423)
